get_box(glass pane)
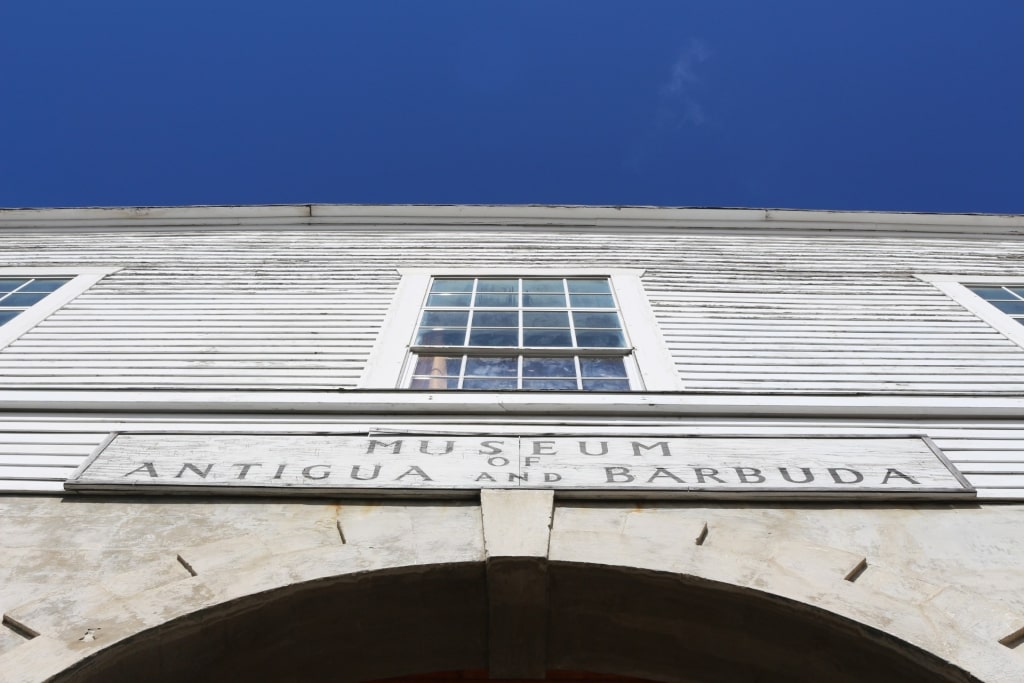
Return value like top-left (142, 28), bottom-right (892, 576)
top-left (523, 311), bottom-right (569, 328)
top-left (473, 311), bottom-right (518, 327)
top-left (477, 279), bottom-right (518, 293)
top-left (475, 293), bottom-right (517, 307)
top-left (568, 279), bottom-right (611, 294)
top-left (421, 310), bottom-right (469, 326)
top-left (522, 329), bottom-right (573, 347)
top-left (413, 355), bottom-right (463, 376)
top-left (572, 312), bottom-right (622, 329)
top-left (523, 293), bottom-right (566, 308)
top-left (1009, 288), bottom-right (1024, 298)
top-left (1, 293), bottom-right (48, 307)
top-left (20, 279), bottom-right (69, 293)
top-left (575, 329), bottom-right (627, 348)
top-left (410, 377), bottom-right (460, 389)
top-left (427, 293), bottom-right (471, 307)
top-left (580, 356), bottom-right (628, 378)
top-left (969, 287), bottom-right (1014, 300)
top-left (468, 328), bottom-right (518, 346)
top-left (0, 279), bottom-right (28, 293)
top-left (0, 310), bottom-right (20, 325)
top-left (569, 294), bottom-right (615, 308)
top-left (523, 379), bottom-right (578, 390)
top-left (523, 357), bottom-right (577, 377)
top-left (465, 356), bottom-right (518, 377)
top-left (522, 279), bottom-right (563, 293)
top-left (415, 328), bottom-right (467, 345)
top-left (582, 379), bottom-right (630, 391)
top-left (431, 279), bottom-right (474, 293)
top-left (992, 301), bottom-right (1024, 314)
top-left (463, 378), bottom-right (517, 390)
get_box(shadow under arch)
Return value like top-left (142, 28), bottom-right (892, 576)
top-left (49, 561), bottom-right (981, 683)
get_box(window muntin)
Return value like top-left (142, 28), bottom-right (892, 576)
top-left (0, 278), bottom-right (73, 327)
top-left (408, 277), bottom-right (634, 390)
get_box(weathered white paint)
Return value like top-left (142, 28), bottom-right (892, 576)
top-left (0, 206), bottom-right (1023, 503)
top-left (1, 415), bottom-right (1022, 497)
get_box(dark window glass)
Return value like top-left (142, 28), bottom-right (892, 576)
top-left (427, 293), bottom-right (472, 307)
top-left (0, 280), bottom-right (26, 293)
top-left (572, 312), bottom-right (621, 329)
top-left (575, 330), bottom-right (627, 348)
top-left (580, 357), bottom-right (628, 378)
top-left (523, 379), bottom-right (578, 390)
top-left (992, 301), bottom-right (1024, 315)
top-left (568, 279), bottom-right (611, 294)
top-left (20, 279), bottom-right (69, 293)
top-left (468, 328), bottom-right (518, 346)
top-left (413, 356), bottom-right (463, 376)
top-left (523, 293), bottom-right (566, 307)
top-left (523, 357), bottom-right (576, 377)
top-left (475, 293), bottom-right (518, 307)
top-left (465, 357), bottom-right (518, 377)
top-left (410, 377), bottom-right (461, 389)
top-left (473, 311), bottom-right (518, 327)
top-left (522, 329), bottom-right (573, 347)
top-left (524, 311), bottom-right (569, 328)
top-left (522, 279), bottom-right (563, 293)
top-left (431, 279), bottom-right (474, 293)
top-left (463, 378), bottom-right (518, 390)
top-left (569, 294), bottom-right (615, 308)
top-left (477, 279), bottom-right (517, 293)
top-left (582, 379), bottom-right (631, 391)
top-left (421, 310), bottom-right (469, 326)
top-left (416, 328), bottom-right (467, 345)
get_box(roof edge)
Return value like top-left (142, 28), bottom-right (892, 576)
top-left (1, 203), bottom-right (1023, 237)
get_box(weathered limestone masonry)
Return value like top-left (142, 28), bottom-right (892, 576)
top-left (0, 205), bottom-right (1024, 682)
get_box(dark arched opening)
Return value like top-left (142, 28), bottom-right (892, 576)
top-left (50, 562), bottom-right (981, 683)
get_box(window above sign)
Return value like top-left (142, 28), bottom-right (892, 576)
top-left (0, 268), bottom-right (119, 351)
top-left (361, 269), bottom-right (682, 391)
top-left (410, 277), bottom-right (632, 390)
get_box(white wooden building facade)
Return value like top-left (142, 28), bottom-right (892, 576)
top-left (1, 205), bottom-right (1023, 682)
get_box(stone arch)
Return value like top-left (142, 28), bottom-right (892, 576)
top-left (1, 493), bottom-right (1020, 682)
top-left (10, 560), bottom-right (987, 683)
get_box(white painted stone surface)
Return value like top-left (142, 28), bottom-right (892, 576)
top-left (0, 495), bottom-right (1021, 680)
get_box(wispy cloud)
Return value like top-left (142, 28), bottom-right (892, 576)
top-left (658, 40), bottom-right (710, 126)
top-left (625, 39), bottom-right (711, 172)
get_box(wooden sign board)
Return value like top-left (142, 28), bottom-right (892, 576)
top-left (65, 432), bottom-right (974, 500)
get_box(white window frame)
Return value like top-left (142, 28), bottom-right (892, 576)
top-left (360, 268), bottom-right (682, 391)
top-left (917, 274), bottom-right (1024, 350)
top-left (0, 267), bottom-right (119, 351)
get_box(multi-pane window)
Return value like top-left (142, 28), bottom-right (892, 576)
top-left (408, 277), bottom-right (634, 390)
top-left (968, 286), bottom-right (1024, 326)
top-left (0, 278), bottom-right (72, 327)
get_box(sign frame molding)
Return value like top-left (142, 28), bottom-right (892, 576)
top-left (65, 430), bottom-right (976, 501)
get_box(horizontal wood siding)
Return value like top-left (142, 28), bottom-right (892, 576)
top-left (2, 416), bottom-right (1024, 499)
top-left (2, 229), bottom-right (1024, 393)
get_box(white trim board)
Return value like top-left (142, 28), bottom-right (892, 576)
top-left (7, 390), bottom-right (1024, 418)
top-left (0, 268), bottom-right (120, 351)
top-left (2, 205), bottom-right (1023, 238)
top-left (917, 275), bottom-right (1024, 351)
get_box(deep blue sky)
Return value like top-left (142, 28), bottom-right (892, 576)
top-left (2, 2), bottom-right (1022, 212)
